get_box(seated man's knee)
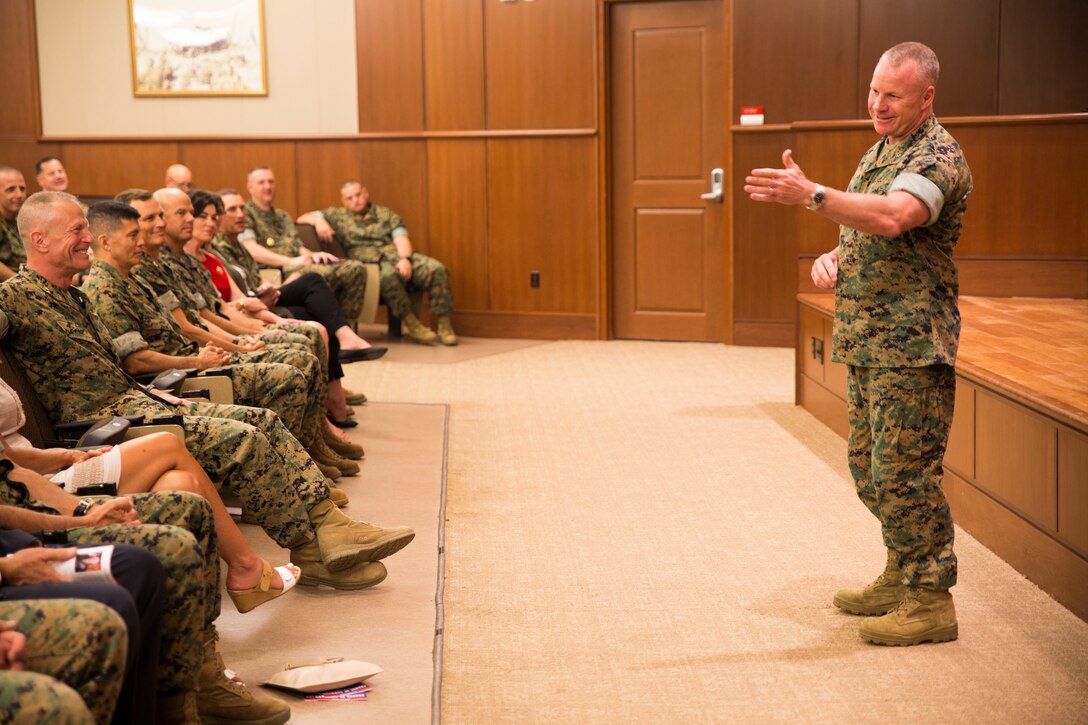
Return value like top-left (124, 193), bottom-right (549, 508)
top-left (0, 673), bottom-right (95, 725)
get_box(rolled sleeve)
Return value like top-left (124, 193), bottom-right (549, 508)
top-left (157, 291), bottom-right (181, 312)
top-left (392, 226), bottom-right (409, 239)
top-left (112, 330), bottom-right (150, 359)
top-left (889, 172), bottom-right (943, 227)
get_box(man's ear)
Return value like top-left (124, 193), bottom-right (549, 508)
top-left (27, 230), bottom-right (48, 252)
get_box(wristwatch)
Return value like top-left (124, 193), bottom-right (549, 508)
top-left (806, 184), bottom-right (826, 211)
top-left (73, 499), bottom-right (96, 517)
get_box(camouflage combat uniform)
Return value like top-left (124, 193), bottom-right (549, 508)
top-left (0, 472), bottom-right (217, 695)
top-left (0, 217), bottom-right (25, 273)
top-left (243, 200), bottom-right (369, 320)
top-left (0, 599), bottom-right (125, 724)
top-left (82, 259), bottom-right (323, 448)
top-left (322, 203), bottom-right (454, 318)
top-left (834, 114), bottom-right (972, 591)
top-left (0, 267), bottom-right (330, 552)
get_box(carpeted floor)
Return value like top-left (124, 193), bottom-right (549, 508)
top-left (340, 339), bottom-right (1088, 724)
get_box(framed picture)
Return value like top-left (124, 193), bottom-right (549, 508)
top-left (128, 0), bottom-right (268, 96)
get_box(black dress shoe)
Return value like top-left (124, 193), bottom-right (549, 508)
top-left (338, 346), bottom-right (388, 363)
top-left (327, 413), bottom-right (358, 428)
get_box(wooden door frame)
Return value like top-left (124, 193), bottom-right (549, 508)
top-left (595, 0), bottom-right (735, 343)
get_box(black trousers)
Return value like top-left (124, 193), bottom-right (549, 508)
top-left (0, 532), bottom-right (164, 725)
top-left (279, 272), bottom-right (350, 381)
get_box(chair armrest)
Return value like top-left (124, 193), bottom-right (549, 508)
top-left (181, 375), bottom-right (234, 405)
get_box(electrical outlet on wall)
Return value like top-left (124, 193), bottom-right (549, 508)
top-left (530, 271), bottom-right (540, 288)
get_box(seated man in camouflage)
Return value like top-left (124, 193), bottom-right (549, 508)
top-left (0, 459), bottom-right (287, 723)
top-left (0, 598), bottom-right (127, 723)
top-left (164, 163), bottom-right (194, 193)
top-left (0, 191), bottom-right (413, 594)
top-left (0, 167), bottom-right (27, 281)
top-left (242, 166), bottom-right (369, 325)
top-left (300, 179), bottom-right (457, 345)
top-left (34, 157), bottom-right (69, 193)
top-left (82, 200), bottom-right (360, 479)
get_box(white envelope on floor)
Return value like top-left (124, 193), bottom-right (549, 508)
top-left (263, 658), bottom-right (383, 693)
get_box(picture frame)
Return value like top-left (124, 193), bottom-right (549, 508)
top-left (128, 0), bottom-right (268, 97)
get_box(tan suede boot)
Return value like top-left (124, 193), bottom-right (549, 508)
top-left (343, 388), bottom-right (367, 405)
top-left (156, 690), bottom-right (199, 725)
top-left (197, 638), bottom-right (290, 725)
top-left (859, 587), bottom-right (958, 646)
top-left (311, 436), bottom-right (361, 476)
top-left (403, 313), bottom-right (438, 344)
top-left (328, 486), bottom-right (349, 507)
top-left (291, 538), bottom-right (388, 589)
top-left (436, 315), bottom-right (458, 346)
top-left (833, 549), bottom-right (906, 616)
top-left (322, 425), bottom-right (365, 460)
top-left (308, 499), bottom-right (415, 571)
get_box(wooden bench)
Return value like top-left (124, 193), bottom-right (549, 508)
top-left (797, 293), bottom-right (1088, 621)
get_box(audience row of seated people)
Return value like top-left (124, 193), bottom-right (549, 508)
top-left (0, 157), bottom-right (458, 723)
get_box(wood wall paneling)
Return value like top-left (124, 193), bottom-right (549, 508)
top-left (857, 0), bottom-right (1000, 118)
top-left (355, 141), bottom-right (429, 252)
top-left (355, 0), bottom-right (425, 132)
top-left (732, 0), bottom-right (858, 123)
top-left (293, 141), bottom-right (366, 215)
top-left (1058, 427), bottom-right (1088, 556)
top-left (484, 0), bottom-right (596, 129)
top-left (975, 390), bottom-right (1058, 529)
top-left (945, 381), bottom-right (975, 480)
top-left (953, 122), bottom-right (1088, 258)
top-left (998, 0), bottom-right (1088, 114)
top-left (181, 143), bottom-right (300, 217)
top-left (426, 140), bottom-right (490, 311)
top-left (0, 0), bottom-right (41, 138)
top-left (422, 0), bottom-right (485, 131)
top-left (487, 137), bottom-right (597, 313)
top-left (732, 131), bottom-right (798, 322)
top-left (792, 128), bottom-right (876, 255)
top-left (60, 142), bottom-right (180, 197)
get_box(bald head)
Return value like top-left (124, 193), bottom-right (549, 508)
top-left (165, 164), bottom-right (193, 192)
top-left (154, 187), bottom-right (194, 246)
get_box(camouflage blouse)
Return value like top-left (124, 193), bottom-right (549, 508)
top-left (322, 203), bottom-right (406, 265)
top-left (833, 114), bottom-right (972, 368)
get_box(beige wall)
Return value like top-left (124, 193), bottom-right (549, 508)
top-left (36, 0), bottom-right (358, 137)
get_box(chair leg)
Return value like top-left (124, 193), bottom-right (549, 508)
top-left (387, 311), bottom-right (403, 339)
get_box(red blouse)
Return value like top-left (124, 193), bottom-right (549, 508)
top-left (200, 252), bottom-right (232, 301)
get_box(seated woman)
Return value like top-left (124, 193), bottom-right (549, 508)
top-left (0, 376), bottom-right (297, 613)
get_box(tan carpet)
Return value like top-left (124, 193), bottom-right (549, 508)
top-left (217, 402), bottom-right (447, 724)
top-left (342, 340), bottom-right (1088, 724)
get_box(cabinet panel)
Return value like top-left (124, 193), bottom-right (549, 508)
top-left (797, 306), bottom-right (825, 384)
top-left (975, 391), bottom-right (1058, 529)
top-left (823, 318), bottom-right (848, 400)
top-left (1058, 428), bottom-right (1088, 556)
top-left (945, 380), bottom-right (975, 480)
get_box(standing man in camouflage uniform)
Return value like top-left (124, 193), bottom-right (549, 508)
top-left (242, 166), bottom-right (369, 322)
top-left (0, 167), bottom-right (27, 281)
top-left (301, 180), bottom-right (458, 345)
top-left (745, 42), bottom-right (970, 646)
top-left (0, 192), bottom-right (414, 592)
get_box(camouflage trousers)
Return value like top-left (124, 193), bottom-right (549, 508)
top-left (69, 491), bottom-right (218, 695)
top-left (0, 599), bottom-right (126, 724)
top-left (847, 364), bottom-right (957, 590)
top-left (232, 328), bottom-right (328, 448)
top-left (285, 260), bottom-right (368, 322)
top-left (378, 253), bottom-right (453, 318)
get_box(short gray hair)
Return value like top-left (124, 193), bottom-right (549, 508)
top-left (881, 42), bottom-right (939, 87)
top-left (17, 190), bottom-right (81, 241)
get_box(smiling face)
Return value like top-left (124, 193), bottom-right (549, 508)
top-left (100, 217), bottom-right (144, 274)
top-left (191, 201), bottom-right (220, 246)
top-left (34, 199), bottom-right (93, 278)
top-left (220, 193), bottom-right (247, 235)
top-left (246, 168), bottom-right (276, 208)
top-left (159, 191), bottom-right (195, 245)
top-left (867, 58), bottom-right (934, 144)
top-left (0, 170), bottom-right (27, 220)
top-left (36, 159), bottom-right (69, 191)
top-left (129, 198), bottom-right (166, 252)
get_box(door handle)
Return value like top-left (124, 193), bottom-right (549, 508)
top-left (701, 167), bottom-right (724, 201)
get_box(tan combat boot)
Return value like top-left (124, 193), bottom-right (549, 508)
top-left (156, 690), bottom-right (199, 725)
top-left (858, 587), bottom-right (958, 646)
top-left (197, 638), bottom-right (290, 725)
top-left (436, 315), bottom-right (458, 346)
top-left (833, 549), bottom-right (906, 616)
top-left (403, 313), bottom-right (438, 344)
top-left (291, 538), bottom-right (389, 589)
top-left (322, 425), bottom-right (365, 460)
top-left (308, 499), bottom-right (415, 571)
top-left (311, 436), bottom-right (361, 476)
top-left (343, 387), bottom-right (367, 405)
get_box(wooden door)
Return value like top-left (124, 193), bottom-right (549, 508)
top-left (610, 0), bottom-right (725, 341)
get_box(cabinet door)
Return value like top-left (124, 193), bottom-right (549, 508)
top-left (798, 306), bottom-right (826, 384)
